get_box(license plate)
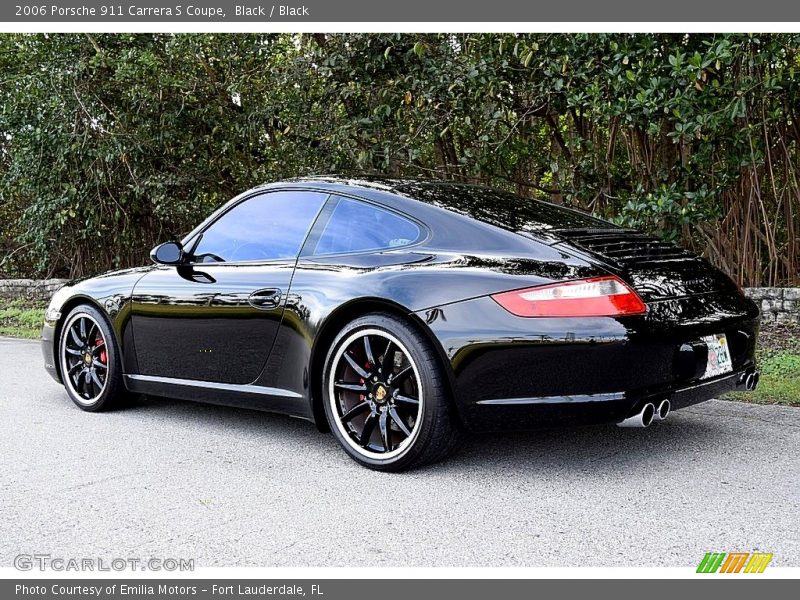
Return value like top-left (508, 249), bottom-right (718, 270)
top-left (701, 333), bottom-right (733, 379)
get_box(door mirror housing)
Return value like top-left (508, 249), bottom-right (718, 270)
top-left (150, 241), bottom-right (185, 265)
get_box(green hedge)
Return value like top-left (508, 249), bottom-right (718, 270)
top-left (1, 34), bottom-right (798, 285)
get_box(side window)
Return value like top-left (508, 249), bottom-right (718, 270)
top-left (313, 197), bottom-right (422, 255)
top-left (191, 191), bottom-right (327, 263)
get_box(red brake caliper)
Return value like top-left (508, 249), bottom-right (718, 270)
top-left (95, 335), bottom-right (107, 365)
top-left (360, 360), bottom-right (371, 402)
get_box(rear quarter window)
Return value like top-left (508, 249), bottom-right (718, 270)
top-left (313, 197), bottom-right (422, 255)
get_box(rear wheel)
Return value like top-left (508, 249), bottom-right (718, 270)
top-left (322, 313), bottom-right (461, 471)
top-left (58, 304), bottom-right (126, 412)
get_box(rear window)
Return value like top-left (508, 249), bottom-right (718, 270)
top-left (313, 197), bottom-right (422, 255)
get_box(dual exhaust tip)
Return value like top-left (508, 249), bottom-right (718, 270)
top-left (744, 370), bottom-right (760, 391)
top-left (617, 400), bottom-right (670, 428)
top-left (616, 369), bottom-right (761, 428)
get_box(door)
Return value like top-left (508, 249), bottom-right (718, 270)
top-left (260, 194), bottom-right (427, 396)
top-left (130, 190), bottom-right (328, 385)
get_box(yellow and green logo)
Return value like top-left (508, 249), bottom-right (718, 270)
top-left (697, 552), bottom-right (773, 573)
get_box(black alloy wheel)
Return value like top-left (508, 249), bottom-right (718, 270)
top-left (323, 313), bottom-right (461, 471)
top-left (59, 304), bottom-right (125, 411)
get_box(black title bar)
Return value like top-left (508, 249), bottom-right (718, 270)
top-left (4, 0), bottom-right (800, 22)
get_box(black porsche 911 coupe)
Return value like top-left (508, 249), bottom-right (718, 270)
top-left (42, 177), bottom-right (760, 470)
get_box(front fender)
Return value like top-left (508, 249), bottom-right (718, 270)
top-left (42, 266), bottom-right (155, 381)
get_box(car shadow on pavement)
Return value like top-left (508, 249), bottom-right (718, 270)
top-left (448, 419), bottom-right (725, 474)
top-left (110, 393), bottom-right (731, 476)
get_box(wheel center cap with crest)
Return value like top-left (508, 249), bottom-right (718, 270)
top-left (373, 384), bottom-right (388, 404)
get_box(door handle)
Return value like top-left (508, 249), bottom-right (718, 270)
top-left (189, 271), bottom-right (215, 284)
top-left (248, 288), bottom-right (282, 310)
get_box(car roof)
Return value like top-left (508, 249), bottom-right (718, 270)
top-left (184, 176), bottom-right (610, 260)
top-left (269, 176), bottom-right (614, 235)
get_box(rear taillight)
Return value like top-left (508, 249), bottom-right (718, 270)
top-left (491, 275), bottom-right (647, 318)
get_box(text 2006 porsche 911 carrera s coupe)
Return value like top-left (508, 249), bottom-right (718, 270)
top-left (42, 177), bottom-right (761, 470)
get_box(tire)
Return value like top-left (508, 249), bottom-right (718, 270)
top-left (58, 304), bottom-right (127, 412)
top-left (322, 312), bottom-right (461, 471)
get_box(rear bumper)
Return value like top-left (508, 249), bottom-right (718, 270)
top-left (416, 292), bottom-right (760, 433)
top-left (466, 366), bottom-right (755, 432)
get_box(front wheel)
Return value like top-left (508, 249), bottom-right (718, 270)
top-left (322, 313), bottom-right (461, 471)
top-left (58, 304), bottom-right (126, 412)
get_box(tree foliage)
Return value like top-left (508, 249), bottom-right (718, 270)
top-left (1, 33), bottom-right (798, 285)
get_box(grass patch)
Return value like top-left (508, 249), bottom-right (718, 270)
top-left (725, 323), bottom-right (800, 406)
top-left (0, 297), bottom-right (46, 339)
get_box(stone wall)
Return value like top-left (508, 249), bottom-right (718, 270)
top-left (0, 279), bottom-right (70, 302)
top-left (744, 287), bottom-right (800, 324)
top-left (0, 279), bottom-right (798, 323)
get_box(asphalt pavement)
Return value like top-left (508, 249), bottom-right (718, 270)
top-left (1, 336), bottom-right (798, 567)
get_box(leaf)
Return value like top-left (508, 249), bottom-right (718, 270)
top-left (522, 50), bottom-right (534, 68)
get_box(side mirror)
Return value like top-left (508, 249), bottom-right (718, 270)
top-left (150, 241), bottom-right (185, 265)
